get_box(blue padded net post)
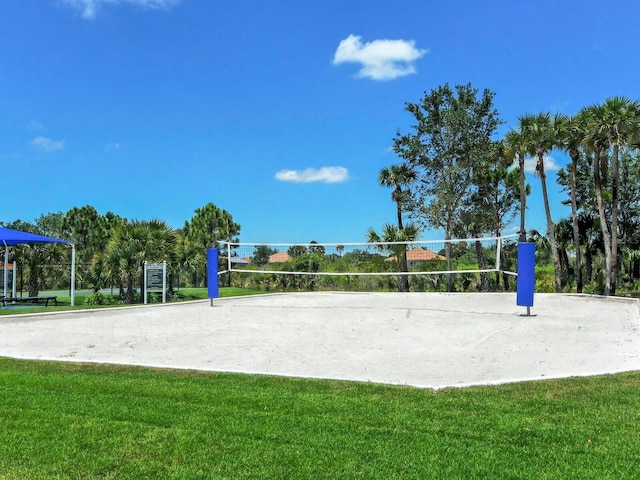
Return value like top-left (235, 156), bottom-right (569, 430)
top-left (516, 242), bottom-right (536, 314)
top-left (207, 248), bottom-right (219, 304)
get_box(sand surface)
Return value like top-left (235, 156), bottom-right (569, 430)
top-left (1, 292), bottom-right (638, 389)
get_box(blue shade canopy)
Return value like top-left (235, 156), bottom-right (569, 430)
top-left (0, 227), bottom-right (71, 247)
top-left (1, 227), bottom-right (76, 306)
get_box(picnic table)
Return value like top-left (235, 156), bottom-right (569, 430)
top-left (1, 296), bottom-right (58, 307)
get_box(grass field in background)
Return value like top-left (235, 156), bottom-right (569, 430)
top-left (0, 358), bottom-right (638, 479)
top-left (0, 287), bottom-right (262, 315)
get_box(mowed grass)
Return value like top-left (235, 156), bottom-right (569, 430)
top-left (0, 287), bottom-right (262, 316)
top-left (0, 358), bottom-right (639, 479)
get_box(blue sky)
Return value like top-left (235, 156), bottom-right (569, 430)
top-left (2, 0), bottom-right (639, 244)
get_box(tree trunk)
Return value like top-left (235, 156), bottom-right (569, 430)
top-left (593, 150), bottom-right (612, 295)
top-left (396, 204), bottom-right (409, 292)
top-left (519, 153), bottom-right (527, 242)
top-left (538, 154), bottom-right (563, 292)
top-left (610, 145), bottom-right (619, 295)
top-left (398, 247), bottom-right (410, 292)
top-left (569, 151), bottom-right (583, 293)
top-left (445, 230), bottom-right (453, 292)
top-left (475, 240), bottom-right (489, 292)
top-left (28, 264), bottom-right (39, 297)
top-left (585, 247), bottom-right (593, 284)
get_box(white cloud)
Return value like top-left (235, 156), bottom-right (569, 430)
top-left (523, 155), bottom-right (560, 174)
top-left (105, 142), bottom-right (121, 151)
top-left (30, 137), bottom-right (65, 152)
top-left (333, 34), bottom-right (428, 81)
top-left (275, 166), bottom-right (350, 183)
top-left (62, 0), bottom-right (179, 19)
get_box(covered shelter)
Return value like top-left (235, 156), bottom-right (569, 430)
top-left (0, 227), bottom-right (76, 306)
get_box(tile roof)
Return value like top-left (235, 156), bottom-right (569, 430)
top-left (268, 252), bottom-right (291, 263)
top-left (386, 248), bottom-right (445, 262)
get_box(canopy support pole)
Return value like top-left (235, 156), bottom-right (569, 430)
top-left (3, 241), bottom-right (7, 300)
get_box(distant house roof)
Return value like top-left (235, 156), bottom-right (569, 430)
top-left (268, 252), bottom-right (291, 263)
top-left (385, 248), bottom-right (445, 262)
top-left (229, 257), bottom-right (249, 266)
top-left (241, 257), bottom-right (251, 264)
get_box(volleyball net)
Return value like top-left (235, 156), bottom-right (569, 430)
top-left (218, 234), bottom-right (519, 293)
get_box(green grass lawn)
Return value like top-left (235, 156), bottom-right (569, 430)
top-left (0, 357), bottom-right (639, 479)
top-left (0, 287), bottom-right (262, 315)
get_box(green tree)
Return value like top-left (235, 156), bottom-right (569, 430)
top-left (393, 83), bottom-right (502, 291)
top-left (62, 205), bottom-right (124, 290)
top-left (309, 241), bottom-right (326, 255)
top-left (378, 163), bottom-right (417, 292)
top-left (518, 112), bottom-right (563, 292)
top-left (97, 219), bottom-right (177, 303)
top-left (579, 103), bottom-right (614, 295)
top-left (174, 232), bottom-right (205, 288)
top-left (555, 114), bottom-right (586, 292)
top-left (288, 245), bottom-right (308, 258)
top-left (183, 203), bottom-right (240, 283)
top-left (252, 245), bottom-right (277, 266)
top-left (461, 140), bottom-right (523, 291)
top-left (595, 97), bottom-right (640, 295)
top-left (367, 223), bottom-right (420, 292)
top-left (504, 130), bottom-right (529, 242)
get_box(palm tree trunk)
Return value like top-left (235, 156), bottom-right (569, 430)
top-left (398, 248), bottom-right (410, 292)
top-left (569, 151), bottom-right (583, 293)
top-left (28, 263), bottom-right (39, 297)
top-left (611, 145), bottom-right (619, 295)
top-left (396, 204), bottom-right (409, 292)
top-left (519, 153), bottom-right (527, 242)
top-left (538, 154), bottom-right (562, 292)
top-left (593, 150), bottom-right (612, 295)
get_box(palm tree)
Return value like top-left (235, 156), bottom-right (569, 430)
top-left (378, 163), bottom-right (417, 292)
top-left (367, 223), bottom-right (420, 292)
top-left (378, 163), bottom-right (417, 229)
top-left (579, 103), bottom-right (614, 295)
top-left (598, 97), bottom-right (640, 295)
top-left (555, 114), bottom-right (585, 292)
top-left (96, 220), bottom-right (177, 303)
top-left (519, 113), bottom-right (563, 292)
top-left (504, 130), bottom-right (528, 242)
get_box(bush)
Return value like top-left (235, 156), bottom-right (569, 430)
top-left (84, 292), bottom-right (121, 306)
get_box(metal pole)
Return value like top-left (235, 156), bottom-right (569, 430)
top-left (11, 262), bottom-right (16, 298)
top-left (143, 261), bottom-right (148, 305)
top-left (162, 261), bottom-right (167, 303)
top-left (3, 242), bottom-right (8, 300)
top-left (70, 244), bottom-right (76, 306)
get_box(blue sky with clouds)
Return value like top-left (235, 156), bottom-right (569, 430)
top-left (2, 0), bottom-right (639, 243)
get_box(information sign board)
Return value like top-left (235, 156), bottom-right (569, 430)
top-left (144, 261), bottom-right (166, 304)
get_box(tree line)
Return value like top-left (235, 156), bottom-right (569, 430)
top-left (376, 83), bottom-right (640, 296)
top-left (1, 203), bottom-right (239, 303)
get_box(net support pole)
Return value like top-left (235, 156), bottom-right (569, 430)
top-left (207, 248), bottom-right (219, 306)
top-left (516, 242), bottom-right (536, 315)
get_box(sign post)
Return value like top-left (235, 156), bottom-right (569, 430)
top-left (144, 261), bottom-right (167, 304)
